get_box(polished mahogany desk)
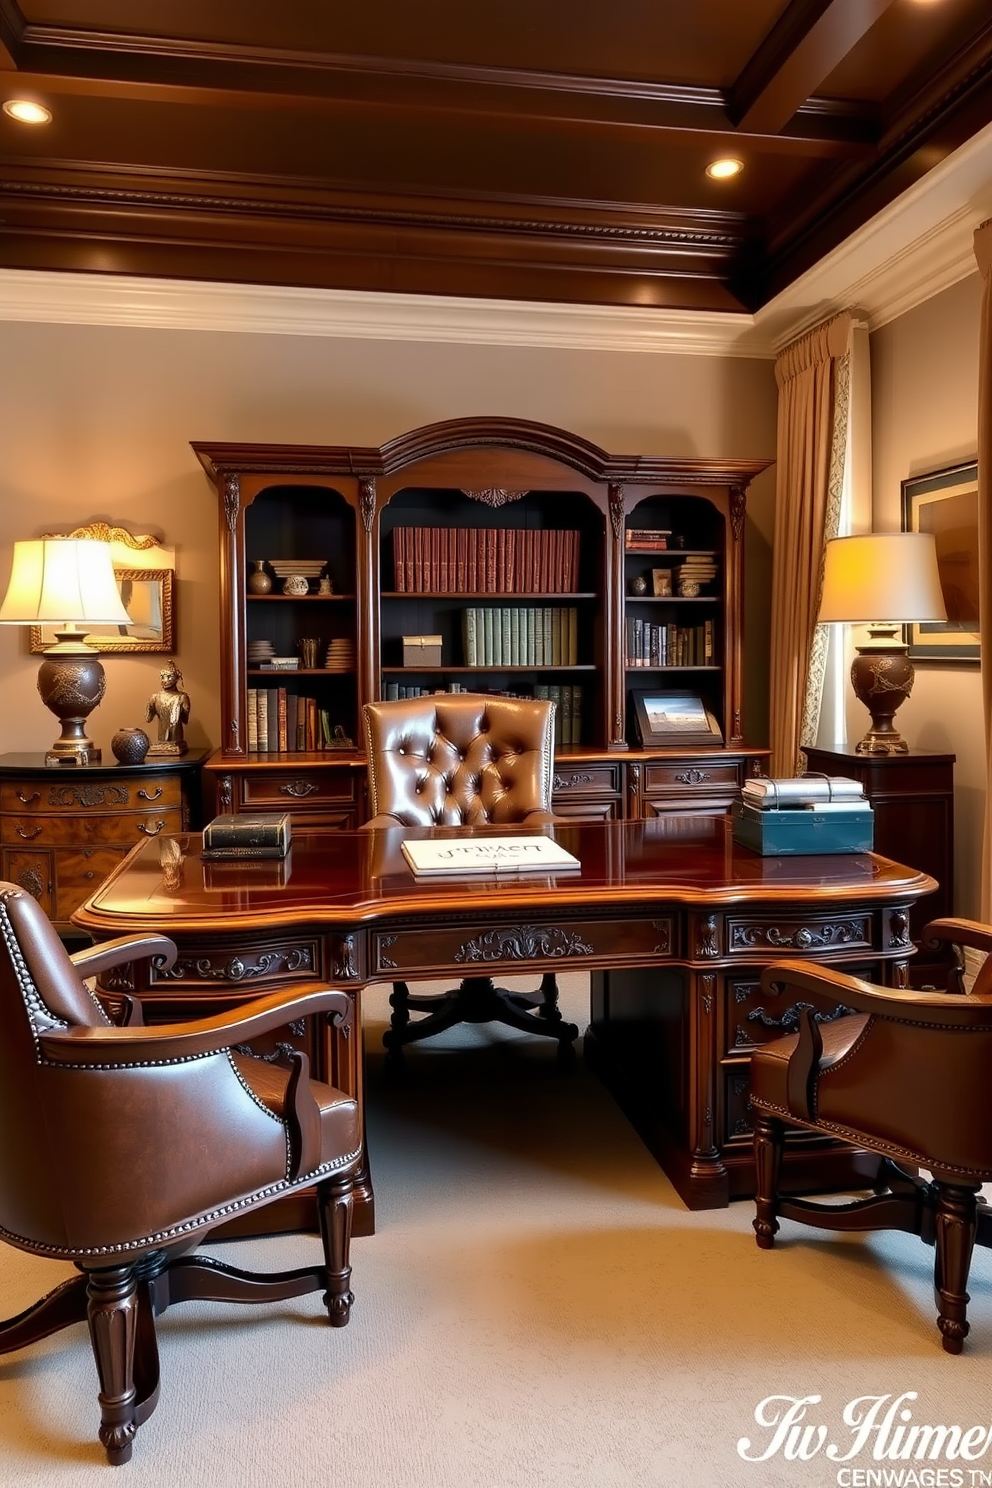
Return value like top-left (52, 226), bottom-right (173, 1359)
top-left (73, 818), bottom-right (936, 1231)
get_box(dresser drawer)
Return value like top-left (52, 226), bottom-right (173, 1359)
top-left (56, 848), bottom-right (129, 921)
top-left (3, 809), bottom-right (182, 847)
top-left (2, 775), bottom-right (182, 815)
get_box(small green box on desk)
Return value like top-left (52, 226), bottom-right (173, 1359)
top-left (732, 800), bottom-right (874, 855)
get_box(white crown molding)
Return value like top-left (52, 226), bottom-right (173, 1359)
top-left (0, 119), bottom-right (989, 357)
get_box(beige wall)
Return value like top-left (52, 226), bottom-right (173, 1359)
top-left (0, 317), bottom-right (778, 760)
top-left (870, 272), bottom-right (983, 916)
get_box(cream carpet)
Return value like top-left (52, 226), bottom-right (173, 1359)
top-left (1, 974), bottom-right (991, 1488)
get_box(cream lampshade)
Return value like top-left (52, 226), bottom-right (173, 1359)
top-left (819, 532), bottom-right (947, 755)
top-left (0, 538), bottom-right (133, 765)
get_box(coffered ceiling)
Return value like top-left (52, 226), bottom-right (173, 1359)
top-left (1, 1), bottom-right (991, 315)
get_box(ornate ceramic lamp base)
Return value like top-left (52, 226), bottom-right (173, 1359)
top-left (37, 648), bottom-right (106, 767)
top-left (851, 642), bottom-right (914, 755)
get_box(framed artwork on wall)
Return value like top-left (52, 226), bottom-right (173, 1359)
top-left (30, 567), bottom-right (175, 654)
top-left (629, 689), bottom-right (724, 747)
top-left (901, 460), bottom-right (979, 663)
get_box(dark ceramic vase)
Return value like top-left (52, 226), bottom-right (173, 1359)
top-left (111, 727), bottom-right (151, 765)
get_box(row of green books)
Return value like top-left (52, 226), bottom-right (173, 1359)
top-left (534, 684), bottom-right (583, 746)
top-left (462, 607), bottom-right (579, 667)
top-left (625, 617), bottom-right (715, 667)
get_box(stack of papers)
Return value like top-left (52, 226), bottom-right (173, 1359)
top-left (400, 835), bottom-right (580, 876)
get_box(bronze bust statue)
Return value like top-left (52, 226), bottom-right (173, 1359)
top-left (145, 660), bottom-right (190, 756)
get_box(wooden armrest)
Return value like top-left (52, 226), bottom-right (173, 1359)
top-left (71, 934), bottom-right (178, 978)
top-left (787, 1008), bottom-right (822, 1122)
top-left (38, 982), bottom-right (353, 1066)
top-left (760, 960), bottom-right (992, 1025)
top-left (922, 918), bottom-right (992, 955)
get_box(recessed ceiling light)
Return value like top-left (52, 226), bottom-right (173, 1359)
top-left (706, 157), bottom-right (744, 181)
top-left (3, 99), bottom-right (52, 125)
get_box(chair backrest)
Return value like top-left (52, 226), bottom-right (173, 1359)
top-left (363, 693), bottom-right (555, 826)
top-left (0, 884), bottom-right (114, 1248)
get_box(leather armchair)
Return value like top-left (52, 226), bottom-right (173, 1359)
top-left (0, 882), bottom-right (361, 1463)
top-left (749, 917), bottom-right (992, 1353)
top-left (362, 693), bottom-right (578, 1059)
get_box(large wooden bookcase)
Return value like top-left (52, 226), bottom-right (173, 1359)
top-left (194, 419), bottom-right (771, 821)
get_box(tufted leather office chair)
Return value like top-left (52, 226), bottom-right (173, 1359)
top-left (0, 882), bottom-right (361, 1463)
top-left (362, 693), bottom-right (579, 1059)
top-left (749, 917), bottom-right (992, 1353)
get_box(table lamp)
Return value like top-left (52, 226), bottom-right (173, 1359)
top-left (818, 532), bottom-right (947, 755)
top-left (0, 537), bottom-right (134, 765)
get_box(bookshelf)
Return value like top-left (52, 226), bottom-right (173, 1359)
top-left (193, 418), bottom-right (770, 822)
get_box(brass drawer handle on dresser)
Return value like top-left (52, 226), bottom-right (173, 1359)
top-left (137, 820), bottom-right (166, 837)
top-left (674, 768), bottom-right (710, 786)
top-left (138, 786), bottom-right (164, 802)
top-left (15, 790), bottom-right (40, 806)
top-left (15, 824), bottom-right (42, 840)
top-left (279, 781), bottom-right (318, 797)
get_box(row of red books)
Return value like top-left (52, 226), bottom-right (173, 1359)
top-left (391, 526), bottom-right (581, 594)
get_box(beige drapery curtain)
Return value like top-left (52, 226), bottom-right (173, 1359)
top-left (768, 312), bottom-right (854, 777)
top-left (974, 222), bottom-right (992, 922)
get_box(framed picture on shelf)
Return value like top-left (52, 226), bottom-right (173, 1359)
top-left (629, 689), bottom-right (723, 747)
top-left (652, 568), bottom-right (672, 597)
top-left (901, 460), bottom-right (979, 662)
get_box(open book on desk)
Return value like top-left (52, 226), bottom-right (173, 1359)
top-left (400, 834), bottom-right (581, 877)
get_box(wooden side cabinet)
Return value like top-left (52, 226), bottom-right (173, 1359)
top-left (0, 751), bottom-right (208, 932)
top-left (802, 745), bottom-right (954, 986)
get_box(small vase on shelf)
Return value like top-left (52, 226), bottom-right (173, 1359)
top-left (247, 560), bottom-right (272, 595)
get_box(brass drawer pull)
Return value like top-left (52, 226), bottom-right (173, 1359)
top-left (138, 786), bottom-right (164, 802)
top-left (280, 781), bottom-right (318, 797)
top-left (16, 824), bottom-right (42, 840)
top-left (674, 769), bottom-right (710, 785)
top-left (137, 820), bottom-right (166, 837)
top-left (15, 790), bottom-right (40, 805)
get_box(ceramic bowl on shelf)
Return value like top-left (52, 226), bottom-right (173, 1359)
top-left (281, 574), bottom-right (310, 596)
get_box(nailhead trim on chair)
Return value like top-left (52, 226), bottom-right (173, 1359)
top-left (0, 1143), bottom-right (363, 1260)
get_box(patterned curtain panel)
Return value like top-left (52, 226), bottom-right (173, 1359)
top-left (768, 312), bottom-right (854, 777)
top-left (973, 223), bottom-right (992, 921)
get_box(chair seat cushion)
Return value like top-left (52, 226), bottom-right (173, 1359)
top-left (231, 1052), bottom-right (360, 1170)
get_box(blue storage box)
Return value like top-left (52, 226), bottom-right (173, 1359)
top-left (732, 800), bottom-right (873, 855)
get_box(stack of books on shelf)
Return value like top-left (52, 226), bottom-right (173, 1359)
top-left (625, 617), bottom-right (715, 666)
top-left (384, 682), bottom-right (470, 699)
top-left (733, 775), bottom-right (873, 855)
top-left (247, 687), bottom-right (352, 753)
top-left (625, 528), bottom-right (671, 551)
top-left (391, 527), bottom-right (580, 593)
top-left (462, 607), bottom-right (578, 666)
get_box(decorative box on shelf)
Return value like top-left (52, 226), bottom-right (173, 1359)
top-left (402, 635), bottom-right (442, 667)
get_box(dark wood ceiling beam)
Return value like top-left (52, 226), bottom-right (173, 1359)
top-left (730, 0), bottom-right (901, 134)
top-left (0, 0), bottom-right (23, 70)
top-left (5, 30), bottom-right (876, 149)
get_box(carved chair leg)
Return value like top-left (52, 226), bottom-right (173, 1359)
top-left (387, 981), bottom-right (412, 1041)
top-left (933, 1181), bottom-right (979, 1354)
top-left (316, 1171), bottom-right (355, 1328)
top-left (752, 1110), bottom-right (783, 1250)
top-left (86, 1264), bottom-right (140, 1465)
top-left (536, 972), bottom-right (562, 1021)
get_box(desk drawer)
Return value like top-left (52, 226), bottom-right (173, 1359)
top-left (3, 809), bottom-right (181, 847)
top-left (642, 762), bottom-right (742, 796)
top-left (724, 969), bottom-right (872, 1055)
top-left (373, 915), bottom-right (675, 976)
top-left (1, 775), bottom-right (181, 815)
top-left (725, 911), bottom-right (873, 958)
top-left (239, 771), bottom-right (360, 808)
